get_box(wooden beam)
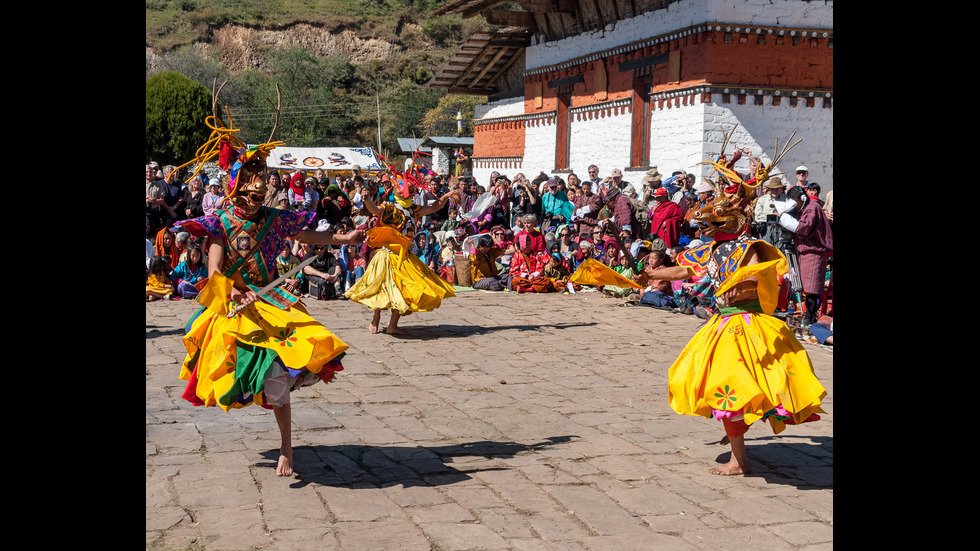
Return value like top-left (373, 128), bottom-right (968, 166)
top-left (517, 0), bottom-right (576, 14)
top-left (484, 49), bottom-right (523, 88)
top-left (469, 47), bottom-right (510, 88)
top-left (461, 0), bottom-right (511, 18)
top-left (452, 46), bottom-right (493, 88)
top-left (482, 9), bottom-right (537, 29)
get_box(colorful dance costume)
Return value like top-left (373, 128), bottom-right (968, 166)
top-left (170, 91), bottom-right (348, 412)
top-left (669, 234), bottom-right (825, 435)
top-left (345, 202), bottom-right (455, 313)
top-left (177, 207), bottom-right (348, 410)
top-left (670, 130), bottom-right (825, 438)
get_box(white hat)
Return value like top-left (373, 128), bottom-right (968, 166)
top-left (796, 165), bottom-right (809, 173)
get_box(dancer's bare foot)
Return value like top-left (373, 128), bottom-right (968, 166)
top-left (720, 435), bottom-right (730, 445)
top-left (276, 448), bottom-right (294, 477)
top-left (711, 433), bottom-right (750, 475)
top-left (370, 310), bottom-right (382, 334)
top-left (369, 323), bottom-right (380, 334)
top-left (709, 456), bottom-right (751, 475)
top-left (385, 312), bottom-right (405, 334)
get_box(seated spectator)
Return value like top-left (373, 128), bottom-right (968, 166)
top-left (437, 231), bottom-right (461, 285)
top-left (344, 245), bottom-right (367, 292)
top-left (543, 252), bottom-right (571, 285)
top-left (470, 234), bottom-right (510, 291)
top-left (170, 243), bottom-right (208, 299)
top-left (514, 214), bottom-right (546, 253)
top-left (572, 236), bottom-right (599, 272)
top-left (602, 248), bottom-right (641, 298)
top-left (146, 255), bottom-right (176, 301)
top-left (319, 184), bottom-right (351, 226)
top-left (509, 234), bottom-right (552, 293)
top-left (303, 244), bottom-right (343, 300)
top-left (807, 315), bottom-right (834, 345)
top-left (154, 227), bottom-right (181, 270)
top-left (411, 229), bottom-right (439, 271)
top-left (490, 225), bottom-right (515, 270)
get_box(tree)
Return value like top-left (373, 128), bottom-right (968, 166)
top-left (421, 93), bottom-right (485, 137)
top-left (146, 71), bottom-right (213, 165)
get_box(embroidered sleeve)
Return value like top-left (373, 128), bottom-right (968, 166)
top-left (274, 209), bottom-right (317, 238)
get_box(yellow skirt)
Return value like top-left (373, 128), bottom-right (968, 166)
top-left (179, 272), bottom-right (348, 411)
top-left (667, 309), bottom-right (826, 434)
top-left (344, 227), bottom-right (455, 314)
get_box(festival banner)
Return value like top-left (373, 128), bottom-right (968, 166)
top-left (265, 146), bottom-right (385, 173)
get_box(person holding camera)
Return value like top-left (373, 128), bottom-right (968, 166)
top-left (509, 175), bottom-right (538, 227)
top-left (780, 186), bottom-right (832, 327)
top-left (752, 177), bottom-right (789, 246)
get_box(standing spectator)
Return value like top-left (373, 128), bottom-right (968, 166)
top-left (752, 177), bottom-right (789, 246)
top-left (786, 186), bottom-right (833, 326)
top-left (671, 173), bottom-right (696, 214)
top-left (540, 178), bottom-right (572, 229)
top-left (263, 171), bottom-right (287, 208)
top-left (610, 168), bottom-right (628, 191)
top-left (585, 164), bottom-right (602, 189)
top-left (146, 165), bottom-right (174, 235)
top-left (181, 175), bottom-right (206, 220)
top-left (161, 165), bottom-right (184, 218)
top-left (636, 169), bottom-right (663, 237)
top-left (792, 165), bottom-right (810, 193)
top-left (202, 179), bottom-right (225, 216)
top-left (600, 183), bottom-right (639, 240)
top-left (573, 180), bottom-right (602, 237)
top-left (647, 187), bottom-right (684, 248)
top-left (510, 175), bottom-right (538, 227)
top-left (287, 174), bottom-right (314, 212)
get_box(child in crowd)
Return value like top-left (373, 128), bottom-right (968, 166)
top-left (637, 249), bottom-right (675, 308)
top-left (345, 245), bottom-right (367, 291)
top-left (146, 255), bottom-right (176, 301)
top-left (440, 208), bottom-right (461, 233)
top-left (543, 252), bottom-right (571, 291)
top-left (170, 243), bottom-right (208, 299)
top-left (275, 240), bottom-right (304, 294)
top-left (438, 232), bottom-right (461, 284)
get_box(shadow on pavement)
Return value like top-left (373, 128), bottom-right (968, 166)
top-left (386, 322), bottom-right (597, 339)
top-left (711, 435), bottom-right (833, 489)
top-left (146, 325), bottom-right (185, 339)
top-left (258, 436), bottom-right (579, 489)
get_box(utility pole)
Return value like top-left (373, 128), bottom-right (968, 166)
top-left (376, 93), bottom-right (382, 153)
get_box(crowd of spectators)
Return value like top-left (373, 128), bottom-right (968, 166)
top-left (146, 157), bottom-right (833, 344)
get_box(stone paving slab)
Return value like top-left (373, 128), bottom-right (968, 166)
top-left (147, 290), bottom-right (832, 550)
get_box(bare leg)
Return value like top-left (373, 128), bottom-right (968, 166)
top-left (369, 310), bottom-right (382, 334)
top-left (386, 310), bottom-right (406, 334)
top-left (710, 434), bottom-right (751, 475)
top-left (273, 404), bottom-right (294, 476)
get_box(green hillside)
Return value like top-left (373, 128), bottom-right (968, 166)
top-left (146, 0), bottom-right (488, 165)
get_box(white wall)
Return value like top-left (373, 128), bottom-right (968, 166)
top-left (473, 0), bottom-right (834, 196)
top-left (526, 0), bottom-right (833, 71)
top-left (566, 108), bottom-right (634, 181)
